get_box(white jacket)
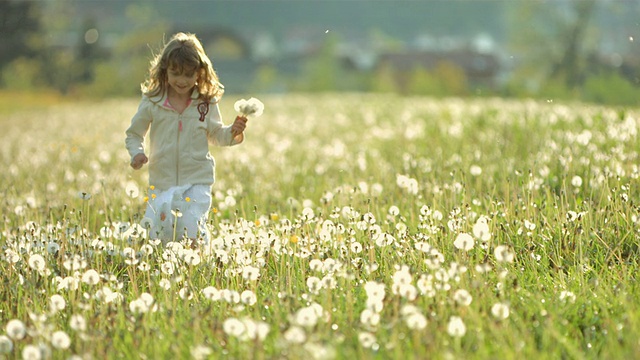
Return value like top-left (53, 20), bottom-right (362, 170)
top-left (125, 91), bottom-right (242, 191)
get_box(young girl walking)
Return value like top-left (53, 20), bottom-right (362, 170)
top-left (125, 32), bottom-right (247, 245)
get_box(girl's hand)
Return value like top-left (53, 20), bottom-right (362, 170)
top-left (131, 153), bottom-right (148, 169)
top-left (231, 116), bottom-right (248, 136)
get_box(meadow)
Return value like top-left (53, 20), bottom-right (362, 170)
top-left (1, 93), bottom-right (639, 359)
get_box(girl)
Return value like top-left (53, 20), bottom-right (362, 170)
top-left (125, 32), bottom-right (247, 245)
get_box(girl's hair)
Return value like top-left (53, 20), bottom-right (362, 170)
top-left (142, 32), bottom-right (224, 103)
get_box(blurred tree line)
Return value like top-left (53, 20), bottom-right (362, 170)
top-left (504, 0), bottom-right (640, 106)
top-left (1, 0), bottom-right (639, 105)
top-left (0, 1), bottom-right (166, 97)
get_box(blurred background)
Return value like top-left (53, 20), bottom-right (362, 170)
top-left (1, 0), bottom-right (639, 105)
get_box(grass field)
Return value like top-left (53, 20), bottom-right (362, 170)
top-left (1, 93), bottom-right (640, 359)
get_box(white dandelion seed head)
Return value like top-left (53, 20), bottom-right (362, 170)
top-left (0, 335), bottom-right (13, 353)
top-left (405, 312), bottom-right (427, 330)
top-left (454, 232), bottom-right (474, 251)
top-left (160, 262), bottom-right (175, 275)
top-left (139, 293), bottom-right (155, 308)
top-left (223, 317), bottom-right (246, 338)
top-left (240, 290), bottom-right (257, 306)
top-left (5, 319), bottom-right (26, 340)
top-left (388, 205), bottom-right (400, 216)
top-left (28, 254), bottom-right (46, 271)
top-left (295, 306), bottom-right (320, 327)
top-left (358, 332), bottom-right (377, 348)
top-left (491, 302), bottom-right (510, 320)
top-left (69, 314), bottom-right (87, 332)
top-left (243, 319), bottom-right (270, 341)
top-left (183, 252), bottom-right (201, 266)
top-left (396, 174), bottom-right (419, 195)
top-left (306, 276), bottom-right (322, 294)
top-left (322, 258), bottom-right (340, 273)
top-left (321, 275), bottom-right (337, 290)
top-left (46, 242), bottom-right (60, 254)
top-left (51, 330), bottom-right (71, 349)
top-left (202, 286), bottom-right (220, 301)
top-left (400, 304), bottom-right (420, 317)
top-left (416, 274), bottom-right (435, 297)
top-left (301, 207), bottom-right (315, 221)
top-left (283, 326), bottom-right (306, 344)
top-left (447, 316), bottom-right (466, 337)
top-left (453, 289), bottom-right (473, 306)
top-left (125, 181), bottom-right (140, 198)
top-left (62, 255), bottom-right (88, 272)
top-left (359, 308), bottom-right (381, 327)
top-left (158, 278), bottom-right (171, 290)
top-left (139, 217), bottom-right (154, 230)
top-left (49, 294), bottom-right (66, 313)
top-left (396, 283), bottom-right (417, 300)
top-left (191, 345), bottom-right (213, 360)
top-left (178, 287), bottom-right (194, 300)
top-left (21, 344), bottom-right (42, 360)
top-left (494, 245), bottom-right (515, 263)
top-left (472, 220), bottom-right (491, 241)
top-left (294, 303), bottom-right (323, 327)
top-left (241, 265), bottom-right (260, 281)
top-left (309, 259), bottom-right (323, 271)
top-left (365, 298), bottom-right (384, 313)
top-left (571, 175), bottom-right (583, 188)
top-left (129, 298), bottom-right (148, 314)
top-left (81, 269), bottom-right (100, 285)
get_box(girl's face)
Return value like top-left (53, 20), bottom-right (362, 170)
top-left (167, 66), bottom-right (199, 96)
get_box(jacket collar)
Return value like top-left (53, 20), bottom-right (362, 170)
top-left (149, 89), bottom-right (201, 108)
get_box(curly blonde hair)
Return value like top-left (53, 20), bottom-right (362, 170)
top-left (142, 32), bottom-right (224, 103)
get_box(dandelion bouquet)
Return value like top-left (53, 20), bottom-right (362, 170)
top-left (233, 97), bottom-right (264, 135)
top-left (234, 97), bottom-right (264, 118)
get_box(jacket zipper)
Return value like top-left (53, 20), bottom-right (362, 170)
top-left (177, 114), bottom-right (182, 186)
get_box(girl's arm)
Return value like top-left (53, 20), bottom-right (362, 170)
top-left (206, 103), bottom-right (245, 146)
top-left (125, 98), bottom-right (153, 167)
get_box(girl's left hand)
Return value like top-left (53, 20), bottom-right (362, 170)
top-left (231, 116), bottom-right (247, 136)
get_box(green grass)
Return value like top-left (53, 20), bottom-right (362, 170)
top-left (1, 93), bottom-right (640, 359)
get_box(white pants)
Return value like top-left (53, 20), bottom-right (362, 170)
top-left (143, 184), bottom-right (212, 244)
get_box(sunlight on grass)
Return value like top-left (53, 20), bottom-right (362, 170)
top-left (0, 90), bottom-right (68, 116)
top-left (1, 94), bottom-right (639, 359)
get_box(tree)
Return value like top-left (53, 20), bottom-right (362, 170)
top-left (548, 0), bottom-right (597, 89)
top-left (0, 1), bottom-right (41, 70)
top-left (506, 0), bottom-right (598, 94)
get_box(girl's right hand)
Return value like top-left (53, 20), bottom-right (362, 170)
top-left (131, 153), bottom-right (148, 169)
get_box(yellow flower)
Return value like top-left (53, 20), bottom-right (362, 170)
top-left (270, 213), bottom-right (279, 221)
top-left (151, 193), bottom-right (157, 199)
top-left (290, 235), bottom-right (299, 244)
top-left (254, 219), bottom-right (261, 226)
top-left (212, 208), bottom-right (219, 214)
top-left (143, 196), bottom-right (149, 202)
top-left (185, 197), bottom-right (191, 202)
top-left (150, 185), bottom-right (155, 190)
